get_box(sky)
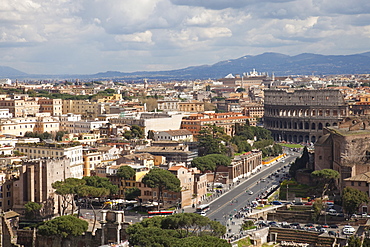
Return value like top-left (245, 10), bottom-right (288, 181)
top-left (1, 0), bottom-right (370, 75)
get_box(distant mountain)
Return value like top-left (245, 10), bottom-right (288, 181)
top-left (1, 52), bottom-right (370, 80)
top-left (0, 66), bottom-right (28, 77)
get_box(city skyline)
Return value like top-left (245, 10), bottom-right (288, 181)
top-left (1, 0), bottom-right (370, 75)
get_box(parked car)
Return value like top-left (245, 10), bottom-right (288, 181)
top-left (328, 230), bottom-right (336, 236)
top-left (328, 209), bottom-right (337, 215)
top-left (272, 201), bottom-right (282, 205)
top-left (329, 224), bottom-right (338, 229)
top-left (342, 225), bottom-right (355, 235)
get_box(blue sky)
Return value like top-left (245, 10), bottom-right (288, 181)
top-left (1, 0), bottom-right (370, 75)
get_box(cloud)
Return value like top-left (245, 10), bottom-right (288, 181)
top-left (115, 31), bottom-right (153, 44)
top-left (170, 0), bottom-right (294, 10)
top-left (0, 0), bottom-right (369, 74)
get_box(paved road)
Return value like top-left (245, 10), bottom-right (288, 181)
top-left (205, 152), bottom-right (299, 227)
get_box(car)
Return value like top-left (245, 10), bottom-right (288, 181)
top-left (328, 230), bottom-right (336, 236)
top-left (304, 223), bottom-right (314, 228)
top-left (272, 201), bottom-right (282, 205)
top-left (200, 212), bottom-right (207, 216)
top-left (261, 179), bottom-right (266, 182)
top-left (328, 209), bottom-right (337, 215)
top-left (319, 228), bottom-right (327, 233)
top-left (322, 224), bottom-right (329, 228)
top-left (342, 226), bottom-right (355, 235)
top-left (248, 190), bottom-right (254, 195)
top-left (329, 224), bottom-right (338, 229)
top-left (294, 202), bottom-right (304, 205)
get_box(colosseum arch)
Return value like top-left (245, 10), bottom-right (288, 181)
top-left (318, 123), bottom-right (323, 130)
top-left (311, 123), bottom-right (316, 130)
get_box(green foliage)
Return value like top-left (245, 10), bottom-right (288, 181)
top-left (117, 165), bottom-right (135, 180)
top-left (125, 187), bottom-right (141, 200)
top-left (347, 235), bottom-right (362, 247)
top-left (55, 131), bottom-right (68, 141)
top-left (147, 130), bottom-right (155, 139)
top-left (253, 139), bottom-right (274, 150)
top-left (312, 198), bottom-right (323, 222)
top-left (342, 187), bottom-right (369, 216)
top-left (197, 125), bottom-right (231, 156)
top-left (126, 213), bottom-right (229, 247)
top-left (363, 238), bottom-right (370, 247)
top-left (25, 201), bottom-right (42, 219)
top-left (311, 169), bottom-right (340, 198)
top-left (237, 237), bottom-right (252, 247)
top-left (142, 168), bottom-right (181, 208)
top-left (231, 135), bottom-right (252, 153)
top-left (116, 165), bottom-right (136, 198)
top-left (124, 125), bottom-right (145, 140)
top-left (191, 154), bottom-right (231, 172)
top-left (82, 176), bottom-right (118, 195)
top-left (24, 131), bottom-right (53, 141)
top-left (38, 215), bottom-right (88, 238)
top-left (241, 220), bottom-right (256, 230)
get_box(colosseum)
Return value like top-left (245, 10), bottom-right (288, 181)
top-left (264, 89), bottom-right (349, 144)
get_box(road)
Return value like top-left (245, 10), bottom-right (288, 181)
top-left (205, 152), bottom-right (300, 226)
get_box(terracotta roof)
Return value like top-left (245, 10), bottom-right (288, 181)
top-left (344, 172), bottom-right (370, 182)
top-left (162, 129), bottom-right (192, 136)
top-left (168, 165), bottom-right (187, 171)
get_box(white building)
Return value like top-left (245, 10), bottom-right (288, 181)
top-left (15, 143), bottom-right (84, 178)
top-left (60, 120), bottom-right (108, 134)
top-left (153, 129), bottom-right (193, 142)
top-left (0, 109), bottom-right (12, 119)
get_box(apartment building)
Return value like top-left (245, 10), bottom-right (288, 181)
top-left (106, 164), bottom-right (149, 197)
top-left (38, 98), bottom-right (63, 116)
top-left (0, 116), bottom-right (60, 137)
top-left (110, 112), bottom-right (184, 137)
top-left (157, 99), bottom-right (179, 112)
top-left (62, 99), bottom-right (105, 119)
top-left (0, 98), bottom-right (38, 117)
top-left (136, 142), bottom-right (197, 167)
top-left (0, 109), bottom-right (12, 119)
top-left (60, 120), bottom-right (108, 134)
top-left (178, 101), bottom-right (204, 113)
top-left (15, 142), bottom-right (84, 178)
top-left (168, 166), bottom-right (194, 207)
top-left (242, 103), bottom-right (264, 119)
top-left (181, 112), bottom-right (250, 136)
top-left (153, 129), bottom-right (193, 142)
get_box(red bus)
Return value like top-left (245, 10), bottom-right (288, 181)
top-left (148, 210), bottom-right (175, 218)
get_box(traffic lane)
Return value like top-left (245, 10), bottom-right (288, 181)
top-left (208, 159), bottom-right (294, 221)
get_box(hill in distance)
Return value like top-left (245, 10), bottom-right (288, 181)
top-left (1, 52), bottom-right (370, 80)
